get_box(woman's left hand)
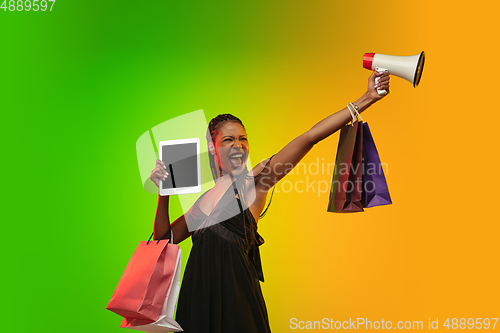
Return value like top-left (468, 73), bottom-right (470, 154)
top-left (367, 71), bottom-right (390, 102)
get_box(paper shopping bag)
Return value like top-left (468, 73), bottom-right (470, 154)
top-left (344, 120), bottom-right (364, 211)
top-left (361, 122), bottom-right (392, 208)
top-left (327, 121), bottom-right (364, 213)
top-left (106, 239), bottom-right (180, 322)
top-left (120, 249), bottom-right (183, 332)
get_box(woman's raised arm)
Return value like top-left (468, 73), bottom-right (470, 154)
top-left (151, 159), bottom-right (192, 243)
top-left (253, 71), bottom-right (390, 191)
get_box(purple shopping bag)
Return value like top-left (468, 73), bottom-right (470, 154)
top-left (361, 122), bottom-right (392, 208)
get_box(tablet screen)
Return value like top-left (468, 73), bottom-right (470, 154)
top-left (161, 142), bottom-right (199, 190)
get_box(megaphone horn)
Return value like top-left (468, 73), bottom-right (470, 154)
top-left (363, 52), bottom-right (425, 95)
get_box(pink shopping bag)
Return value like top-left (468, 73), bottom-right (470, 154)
top-left (119, 249), bottom-right (183, 332)
top-left (107, 234), bottom-right (179, 322)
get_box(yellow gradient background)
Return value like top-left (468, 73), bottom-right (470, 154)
top-left (235, 1), bottom-right (500, 331)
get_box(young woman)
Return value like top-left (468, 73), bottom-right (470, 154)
top-left (150, 71), bottom-right (390, 332)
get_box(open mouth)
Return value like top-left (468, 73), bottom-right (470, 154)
top-left (228, 152), bottom-right (245, 168)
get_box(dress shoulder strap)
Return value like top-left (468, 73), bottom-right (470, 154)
top-left (253, 154), bottom-right (275, 178)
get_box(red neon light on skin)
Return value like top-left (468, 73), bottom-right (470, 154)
top-left (363, 53), bottom-right (375, 70)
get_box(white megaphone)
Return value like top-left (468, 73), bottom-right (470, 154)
top-left (363, 52), bottom-right (425, 95)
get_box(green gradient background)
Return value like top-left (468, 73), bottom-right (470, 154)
top-left (2, 0), bottom-right (499, 332)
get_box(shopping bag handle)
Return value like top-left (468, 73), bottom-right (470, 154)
top-left (347, 103), bottom-right (356, 125)
top-left (147, 229), bottom-right (173, 245)
top-left (347, 103), bottom-right (364, 124)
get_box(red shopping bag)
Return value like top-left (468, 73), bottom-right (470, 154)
top-left (327, 120), bottom-right (364, 213)
top-left (119, 248), bottom-right (183, 332)
top-left (106, 234), bottom-right (179, 322)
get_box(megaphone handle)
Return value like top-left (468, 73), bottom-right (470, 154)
top-left (375, 67), bottom-right (389, 95)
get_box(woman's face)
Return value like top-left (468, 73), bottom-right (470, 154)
top-left (212, 121), bottom-right (249, 177)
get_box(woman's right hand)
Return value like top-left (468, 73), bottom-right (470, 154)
top-left (150, 159), bottom-right (168, 188)
top-left (366, 71), bottom-right (390, 102)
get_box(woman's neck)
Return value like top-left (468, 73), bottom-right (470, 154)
top-left (216, 167), bottom-right (248, 186)
top-left (215, 173), bottom-right (235, 187)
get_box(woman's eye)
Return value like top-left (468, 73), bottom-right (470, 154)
top-left (224, 139), bottom-right (232, 142)
top-left (241, 137), bottom-right (247, 141)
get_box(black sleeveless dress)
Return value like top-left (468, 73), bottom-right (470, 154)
top-left (175, 179), bottom-right (272, 333)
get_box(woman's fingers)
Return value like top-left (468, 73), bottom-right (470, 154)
top-left (157, 160), bottom-right (169, 178)
top-left (374, 72), bottom-right (390, 90)
top-left (375, 80), bottom-right (389, 89)
top-left (374, 72), bottom-right (389, 84)
top-left (151, 172), bottom-right (168, 188)
top-left (368, 71), bottom-right (390, 100)
top-left (155, 160), bottom-right (168, 177)
top-left (159, 168), bottom-right (169, 180)
top-left (369, 71), bottom-right (386, 88)
top-left (154, 168), bottom-right (169, 180)
top-left (151, 160), bottom-right (169, 188)
top-left (156, 159), bottom-right (167, 169)
top-left (376, 74), bottom-right (389, 81)
top-left (377, 77), bottom-right (390, 89)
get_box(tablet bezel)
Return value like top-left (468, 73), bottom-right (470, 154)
top-left (159, 138), bottom-right (201, 196)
